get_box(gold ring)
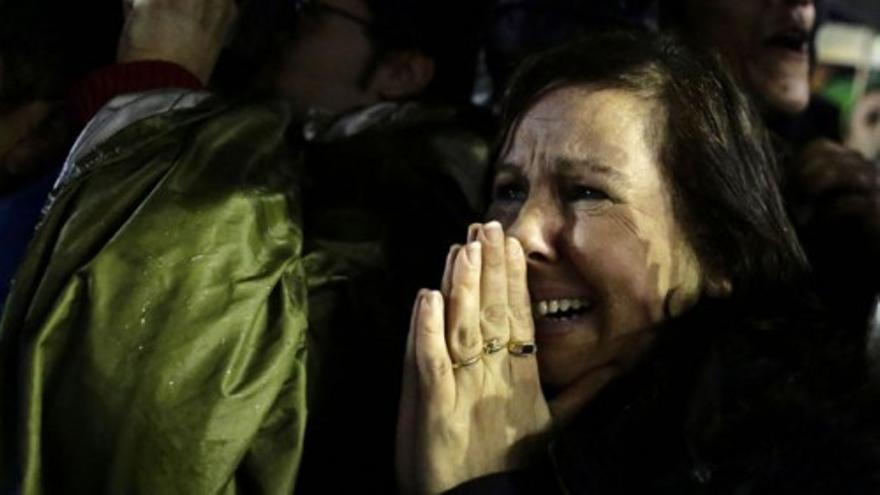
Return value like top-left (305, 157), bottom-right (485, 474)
top-left (483, 338), bottom-right (505, 355)
top-left (507, 340), bottom-right (537, 357)
top-left (452, 353), bottom-right (481, 369)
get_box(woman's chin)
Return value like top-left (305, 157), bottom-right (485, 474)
top-left (537, 351), bottom-right (608, 390)
top-left (539, 359), bottom-right (613, 389)
top-left (540, 358), bottom-right (622, 423)
top-left (534, 315), bottom-right (598, 385)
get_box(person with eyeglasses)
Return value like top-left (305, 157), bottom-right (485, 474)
top-left (0, 0), bottom-right (491, 493)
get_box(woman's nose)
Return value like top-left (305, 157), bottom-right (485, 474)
top-left (506, 201), bottom-right (559, 264)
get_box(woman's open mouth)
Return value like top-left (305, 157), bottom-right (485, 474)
top-left (763, 27), bottom-right (810, 56)
top-left (532, 297), bottom-right (592, 321)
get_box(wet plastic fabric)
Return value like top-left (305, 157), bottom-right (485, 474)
top-left (0, 99), bottom-right (309, 494)
top-left (0, 168), bottom-right (58, 313)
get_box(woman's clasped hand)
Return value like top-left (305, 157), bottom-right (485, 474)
top-left (396, 222), bottom-right (551, 495)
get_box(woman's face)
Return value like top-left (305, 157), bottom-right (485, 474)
top-left (488, 86), bottom-right (705, 390)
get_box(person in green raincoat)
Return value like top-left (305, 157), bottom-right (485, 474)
top-left (0, 0), bottom-right (491, 493)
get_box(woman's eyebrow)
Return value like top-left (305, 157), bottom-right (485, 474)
top-left (554, 157), bottom-right (628, 185)
top-left (494, 163), bottom-right (522, 176)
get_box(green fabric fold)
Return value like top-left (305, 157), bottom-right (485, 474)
top-left (1, 99), bottom-right (309, 494)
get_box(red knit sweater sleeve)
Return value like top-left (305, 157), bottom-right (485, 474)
top-left (67, 61), bottom-right (205, 127)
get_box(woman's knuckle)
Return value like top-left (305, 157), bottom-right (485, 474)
top-left (453, 328), bottom-right (481, 350)
top-left (481, 304), bottom-right (508, 326)
top-left (508, 305), bottom-right (531, 324)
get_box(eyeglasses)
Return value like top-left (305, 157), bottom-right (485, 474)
top-left (294, 0), bottom-right (373, 30)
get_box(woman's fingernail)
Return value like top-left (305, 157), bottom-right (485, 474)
top-left (484, 221), bottom-right (503, 243)
top-left (466, 241), bottom-right (481, 264)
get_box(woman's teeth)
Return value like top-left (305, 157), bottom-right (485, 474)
top-left (533, 298), bottom-right (590, 318)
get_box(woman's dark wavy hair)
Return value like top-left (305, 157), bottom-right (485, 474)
top-left (495, 30), bottom-right (811, 308)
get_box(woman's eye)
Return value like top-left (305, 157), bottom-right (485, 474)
top-left (492, 182), bottom-right (527, 202)
top-left (568, 185), bottom-right (609, 202)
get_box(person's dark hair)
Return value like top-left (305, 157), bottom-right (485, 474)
top-left (496, 30), bottom-right (811, 307)
top-left (356, 0), bottom-right (490, 104)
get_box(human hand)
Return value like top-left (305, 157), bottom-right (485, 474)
top-left (793, 139), bottom-right (880, 250)
top-left (117, 0), bottom-right (239, 84)
top-left (396, 222), bottom-right (552, 495)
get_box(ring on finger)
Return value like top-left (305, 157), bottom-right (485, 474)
top-left (483, 338), bottom-right (505, 355)
top-left (452, 353), bottom-right (482, 369)
top-left (508, 340), bottom-right (537, 357)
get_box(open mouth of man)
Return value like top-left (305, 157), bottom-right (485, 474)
top-left (764, 28), bottom-right (809, 56)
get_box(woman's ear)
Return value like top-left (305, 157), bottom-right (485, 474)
top-left (370, 50), bottom-right (435, 101)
